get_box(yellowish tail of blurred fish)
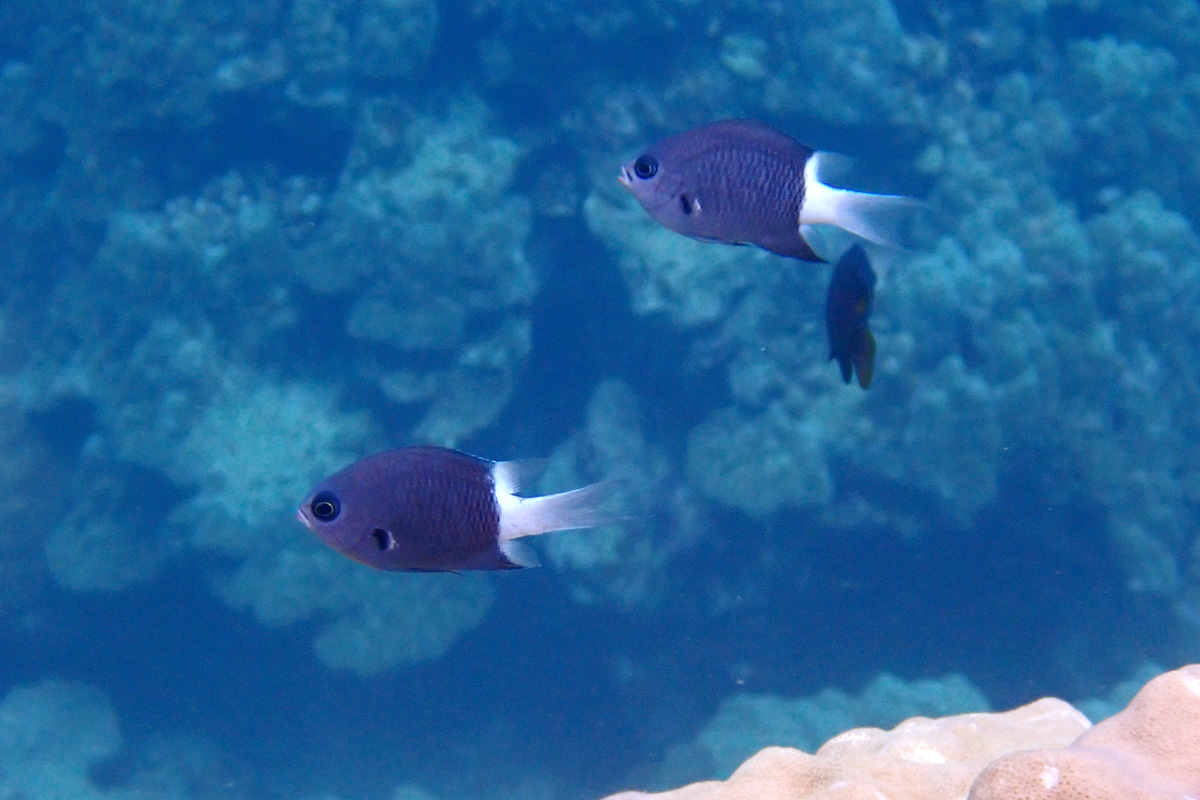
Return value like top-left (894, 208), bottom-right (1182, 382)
top-left (856, 330), bottom-right (877, 389)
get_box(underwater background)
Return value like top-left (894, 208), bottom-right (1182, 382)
top-left (1, 0), bottom-right (1199, 798)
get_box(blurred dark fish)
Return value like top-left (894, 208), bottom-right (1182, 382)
top-left (619, 119), bottom-right (913, 262)
top-left (825, 244), bottom-right (877, 389)
top-left (298, 446), bottom-right (616, 572)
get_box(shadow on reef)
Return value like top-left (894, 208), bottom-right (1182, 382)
top-left (498, 212), bottom-right (729, 457)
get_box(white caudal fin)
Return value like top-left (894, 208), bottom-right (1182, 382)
top-left (800, 151), bottom-right (920, 249)
top-left (495, 479), bottom-right (622, 544)
top-left (498, 538), bottom-right (540, 568)
top-left (493, 458), bottom-right (548, 495)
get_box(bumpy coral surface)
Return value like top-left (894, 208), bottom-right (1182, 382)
top-left (694, 673), bottom-right (991, 777)
top-left (969, 664), bottom-right (1200, 800)
top-left (605, 699), bottom-right (1088, 800)
top-left (601, 665), bottom-right (1200, 800)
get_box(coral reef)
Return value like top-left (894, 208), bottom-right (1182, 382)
top-left (2, 0), bottom-right (1200, 793)
top-left (602, 665), bottom-right (1200, 800)
top-left (7, 114), bottom-right (516, 669)
top-left (286, 0), bottom-right (437, 101)
top-left (584, 189), bottom-right (773, 327)
top-left (692, 673), bottom-right (990, 777)
top-left (970, 664), bottom-right (1200, 800)
top-left (0, 680), bottom-right (123, 799)
top-left (537, 379), bottom-right (701, 608)
top-left (160, 367), bottom-right (494, 674)
top-left (302, 95), bottom-right (536, 446)
top-left (754, 0), bottom-right (937, 127)
top-left (0, 679), bottom-right (243, 800)
top-left (575, 0), bottom-right (1200, 672)
top-left (218, 554), bottom-right (493, 674)
top-left (608, 699), bottom-right (1087, 800)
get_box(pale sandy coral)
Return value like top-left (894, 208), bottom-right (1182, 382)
top-left (696, 673), bottom-right (991, 777)
top-left (969, 664), bottom-right (1200, 800)
top-left (606, 696), bottom-right (1089, 800)
top-left (1075, 662), bottom-right (1164, 722)
top-left (608, 666), bottom-right (1200, 800)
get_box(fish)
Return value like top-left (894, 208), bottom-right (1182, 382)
top-left (619, 119), bottom-right (913, 262)
top-left (297, 445), bottom-right (617, 572)
top-left (825, 244), bottom-right (877, 389)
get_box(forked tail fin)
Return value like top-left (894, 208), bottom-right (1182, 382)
top-left (498, 480), bottom-right (623, 542)
top-left (800, 152), bottom-right (921, 249)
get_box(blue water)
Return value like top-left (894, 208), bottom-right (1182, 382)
top-left (1, 0), bottom-right (1197, 798)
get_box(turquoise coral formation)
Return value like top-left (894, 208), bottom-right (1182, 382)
top-left (1, 0), bottom-right (1199, 795)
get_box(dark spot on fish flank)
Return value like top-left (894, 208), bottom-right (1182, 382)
top-left (311, 492), bottom-right (340, 521)
top-left (371, 529), bottom-right (394, 551)
top-left (679, 192), bottom-right (695, 215)
top-left (633, 154), bottom-right (658, 179)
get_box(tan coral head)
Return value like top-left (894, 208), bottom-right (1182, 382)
top-left (598, 665), bottom-right (1200, 800)
top-left (968, 664), bottom-right (1200, 800)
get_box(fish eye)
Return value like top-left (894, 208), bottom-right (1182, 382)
top-left (311, 491), bottom-right (340, 522)
top-left (633, 155), bottom-right (658, 179)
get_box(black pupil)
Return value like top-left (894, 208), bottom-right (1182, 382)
top-left (311, 492), bottom-right (340, 521)
top-left (634, 156), bottom-right (657, 179)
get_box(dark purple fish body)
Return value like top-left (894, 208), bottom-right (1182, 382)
top-left (620, 120), bottom-right (911, 262)
top-left (825, 244), bottom-right (877, 389)
top-left (298, 445), bottom-right (614, 572)
top-left (621, 120), bottom-right (821, 260)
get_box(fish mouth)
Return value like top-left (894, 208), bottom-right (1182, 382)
top-left (296, 506), bottom-right (367, 555)
top-left (618, 165), bottom-right (677, 212)
top-left (619, 166), bottom-right (686, 212)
